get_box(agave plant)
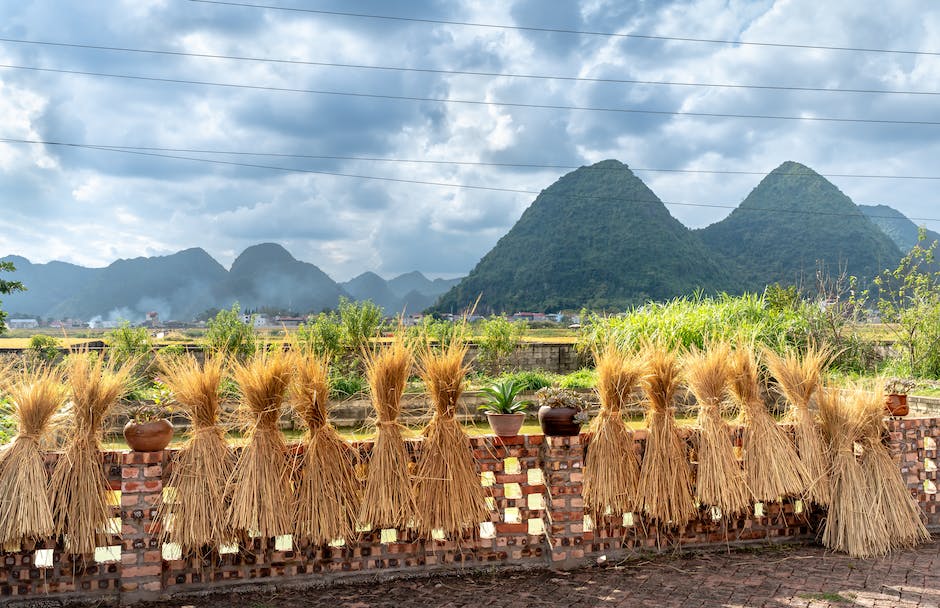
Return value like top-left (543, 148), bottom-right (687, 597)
top-left (477, 379), bottom-right (531, 414)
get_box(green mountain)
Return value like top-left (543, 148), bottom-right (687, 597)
top-left (433, 160), bottom-right (736, 313)
top-left (859, 204), bottom-right (940, 252)
top-left (698, 162), bottom-right (902, 290)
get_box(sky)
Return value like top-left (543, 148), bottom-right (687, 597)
top-left (1, 0), bottom-right (939, 281)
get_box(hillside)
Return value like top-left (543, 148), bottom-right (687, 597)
top-left (698, 162), bottom-right (902, 290)
top-left (433, 160), bottom-right (736, 313)
top-left (859, 204), bottom-right (940, 252)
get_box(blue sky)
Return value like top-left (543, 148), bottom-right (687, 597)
top-left (1, 0), bottom-right (939, 280)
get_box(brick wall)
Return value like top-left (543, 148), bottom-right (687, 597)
top-left (4, 416), bottom-right (939, 606)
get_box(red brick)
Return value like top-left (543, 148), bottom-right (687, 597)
top-left (124, 564), bottom-right (162, 577)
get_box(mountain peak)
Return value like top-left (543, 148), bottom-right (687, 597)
top-left (230, 243), bottom-right (296, 272)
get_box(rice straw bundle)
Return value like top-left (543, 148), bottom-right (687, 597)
top-left (225, 348), bottom-right (293, 539)
top-left (729, 345), bottom-right (807, 503)
top-left (51, 352), bottom-right (135, 554)
top-left (359, 336), bottom-right (417, 530)
top-left (583, 344), bottom-right (644, 521)
top-left (763, 345), bottom-right (832, 506)
top-left (0, 366), bottom-right (66, 547)
top-left (636, 346), bottom-right (696, 527)
top-left (413, 337), bottom-right (487, 537)
top-left (818, 385), bottom-right (889, 557)
top-left (685, 343), bottom-right (750, 518)
top-left (856, 385), bottom-right (930, 550)
top-left (158, 354), bottom-right (233, 554)
top-left (290, 352), bottom-right (361, 544)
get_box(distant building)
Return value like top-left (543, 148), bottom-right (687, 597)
top-left (8, 318), bottom-right (39, 329)
top-left (273, 315), bottom-right (306, 327)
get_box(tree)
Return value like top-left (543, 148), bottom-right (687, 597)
top-left (204, 303), bottom-right (257, 359)
top-left (338, 297), bottom-right (383, 354)
top-left (0, 261), bottom-right (25, 335)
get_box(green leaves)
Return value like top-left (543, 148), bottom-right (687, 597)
top-left (477, 380), bottom-right (531, 414)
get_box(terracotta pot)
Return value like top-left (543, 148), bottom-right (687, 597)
top-left (486, 413), bottom-right (525, 437)
top-left (123, 419), bottom-right (174, 452)
top-left (538, 406), bottom-right (581, 437)
top-left (885, 393), bottom-right (909, 417)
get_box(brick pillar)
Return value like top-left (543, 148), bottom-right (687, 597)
top-left (119, 450), bottom-right (165, 604)
top-left (540, 435), bottom-right (585, 569)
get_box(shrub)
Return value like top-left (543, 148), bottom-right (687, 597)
top-left (330, 372), bottom-right (367, 400)
top-left (107, 321), bottom-right (153, 364)
top-left (296, 311), bottom-right (344, 359)
top-left (339, 297), bottom-right (383, 354)
top-left (497, 369), bottom-right (556, 392)
top-left (204, 303), bottom-right (256, 359)
top-left (476, 316), bottom-right (526, 373)
top-left (559, 368), bottom-right (597, 389)
top-left (27, 334), bottom-right (61, 363)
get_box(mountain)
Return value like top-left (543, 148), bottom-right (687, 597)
top-left (387, 271), bottom-right (461, 298)
top-left (859, 204), bottom-right (940, 252)
top-left (341, 272), bottom-right (401, 313)
top-left (217, 243), bottom-right (346, 313)
top-left (433, 160), bottom-right (737, 312)
top-left (0, 255), bottom-right (97, 318)
top-left (698, 162), bottom-right (902, 290)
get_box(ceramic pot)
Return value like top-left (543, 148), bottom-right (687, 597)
top-left (486, 413), bottom-right (525, 437)
top-left (538, 406), bottom-right (581, 437)
top-left (885, 393), bottom-right (909, 417)
top-left (123, 419), bottom-right (174, 452)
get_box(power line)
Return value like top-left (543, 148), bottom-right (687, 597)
top-left (4, 136), bottom-right (940, 182)
top-left (187, 0), bottom-right (940, 58)
top-left (0, 36), bottom-right (936, 97)
top-left (3, 137), bottom-right (937, 223)
top-left (2, 63), bottom-right (939, 127)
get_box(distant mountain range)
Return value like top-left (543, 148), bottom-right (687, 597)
top-left (0, 244), bottom-right (459, 322)
top-left (4, 159), bottom-right (933, 320)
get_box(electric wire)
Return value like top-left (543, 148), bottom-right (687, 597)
top-left (1, 63), bottom-right (938, 127)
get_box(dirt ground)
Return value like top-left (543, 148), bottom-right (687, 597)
top-left (137, 540), bottom-right (940, 608)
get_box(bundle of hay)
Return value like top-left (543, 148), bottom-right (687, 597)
top-left (413, 337), bottom-right (487, 537)
top-left (291, 352), bottom-right (361, 544)
top-left (856, 385), bottom-right (930, 550)
top-left (636, 346), bottom-right (696, 528)
top-left (583, 344), bottom-right (644, 521)
top-left (51, 352), bottom-right (135, 554)
top-left (763, 345), bottom-right (832, 507)
top-left (0, 366), bottom-right (66, 547)
top-left (685, 343), bottom-right (750, 519)
top-left (158, 354), bottom-right (233, 554)
top-left (359, 337), bottom-right (417, 530)
top-left (226, 348), bottom-right (293, 540)
top-left (729, 345), bottom-right (807, 503)
top-left (818, 385), bottom-right (889, 557)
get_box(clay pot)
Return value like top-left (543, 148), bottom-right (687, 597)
top-left (123, 419), bottom-right (174, 452)
top-left (486, 413), bottom-right (525, 437)
top-left (538, 406), bottom-right (581, 437)
top-left (885, 393), bottom-right (909, 417)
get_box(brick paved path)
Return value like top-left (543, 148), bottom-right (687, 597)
top-left (143, 541), bottom-right (940, 608)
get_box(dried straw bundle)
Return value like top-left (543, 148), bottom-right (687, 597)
top-left (290, 352), bottom-right (361, 544)
top-left (685, 343), bottom-right (750, 518)
top-left (413, 338), bottom-right (487, 537)
top-left (226, 348), bottom-right (293, 539)
top-left (0, 366), bottom-right (66, 546)
top-left (636, 346), bottom-right (696, 527)
top-left (359, 337), bottom-right (417, 530)
top-left (583, 344), bottom-right (644, 521)
top-left (856, 386), bottom-right (930, 550)
top-left (50, 352), bottom-right (134, 554)
top-left (818, 385), bottom-right (889, 557)
top-left (158, 354), bottom-right (233, 553)
top-left (763, 345), bottom-right (832, 507)
top-left (730, 346), bottom-right (807, 502)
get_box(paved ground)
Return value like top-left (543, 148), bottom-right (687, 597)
top-left (143, 541), bottom-right (940, 608)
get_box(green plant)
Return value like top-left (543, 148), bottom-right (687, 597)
top-left (476, 316), bottom-right (526, 373)
top-left (534, 386), bottom-right (587, 410)
top-left (339, 297), bottom-right (383, 354)
top-left (497, 369), bottom-right (555, 391)
top-left (559, 368), bottom-right (597, 389)
top-left (0, 261), bottom-right (25, 335)
top-left (204, 303), bottom-right (256, 359)
top-left (330, 372), bottom-right (367, 400)
top-left (28, 334), bottom-right (61, 363)
top-left (296, 311), bottom-right (344, 359)
top-left (477, 380), bottom-right (531, 414)
top-left (107, 321), bottom-right (153, 364)
top-left (0, 397), bottom-right (15, 444)
top-left (157, 343), bottom-right (187, 359)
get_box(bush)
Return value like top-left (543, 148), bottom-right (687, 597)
top-left (297, 311), bottom-right (344, 359)
top-left (27, 334), bottom-right (61, 363)
top-left (107, 321), bottom-right (153, 364)
top-left (497, 370), bottom-right (556, 392)
top-left (330, 372), bottom-right (367, 400)
top-left (205, 303), bottom-right (256, 359)
top-left (558, 368), bottom-right (597, 389)
top-left (476, 316), bottom-right (527, 373)
top-left (339, 297), bottom-right (383, 354)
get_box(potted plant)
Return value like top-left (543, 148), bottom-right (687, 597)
top-left (123, 381), bottom-right (174, 452)
top-left (884, 377), bottom-right (914, 417)
top-left (535, 387), bottom-right (588, 437)
top-left (478, 379), bottom-right (530, 437)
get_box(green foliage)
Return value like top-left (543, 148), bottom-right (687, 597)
top-left (204, 302), bottom-right (256, 359)
top-left (107, 321), bottom-right (153, 364)
top-left (578, 293), bottom-right (812, 353)
top-left (497, 369), bottom-right (555, 392)
top-left (558, 368), bottom-right (597, 389)
top-left (0, 260), bottom-right (26, 335)
top-left (338, 297), bottom-right (383, 354)
top-left (476, 316), bottom-right (526, 373)
top-left (0, 397), bottom-right (15, 444)
top-left (408, 316), bottom-right (465, 351)
top-left (296, 311), bottom-right (344, 359)
top-left (477, 380), bottom-right (531, 414)
top-left (28, 334), bottom-right (61, 363)
top-left (157, 343), bottom-right (187, 359)
top-left (874, 229), bottom-right (940, 377)
top-left (330, 372), bottom-right (367, 400)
